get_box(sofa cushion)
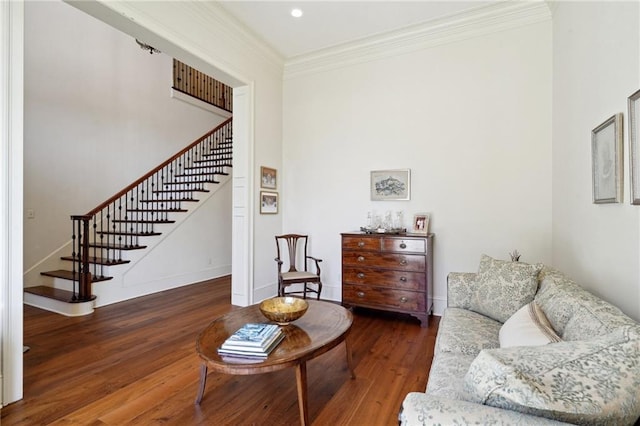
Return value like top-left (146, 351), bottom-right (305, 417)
top-left (400, 393), bottom-right (570, 426)
top-left (425, 351), bottom-right (477, 400)
top-left (463, 326), bottom-right (640, 425)
top-left (499, 302), bottom-right (561, 348)
top-left (469, 254), bottom-right (542, 323)
top-left (536, 266), bottom-right (638, 340)
top-left (436, 308), bottom-right (501, 355)
top-left (446, 272), bottom-right (477, 309)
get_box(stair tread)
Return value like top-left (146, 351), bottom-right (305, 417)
top-left (139, 198), bottom-right (198, 203)
top-left (40, 270), bottom-right (113, 283)
top-left (162, 181), bottom-right (219, 185)
top-left (111, 219), bottom-right (176, 224)
top-left (24, 286), bottom-right (96, 303)
top-left (96, 231), bottom-right (162, 236)
top-left (152, 189), bottom-right (209, 193)
top-left (126, 208), bottom-right (188, 213)
top-left (88, 243), bottom-right (147, 250)
top-left (174, 172), bottom-right (228, 177)
top-left (61, 256), bottom-right (130, 266)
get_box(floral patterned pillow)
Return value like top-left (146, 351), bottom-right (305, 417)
top-left (464, 326), bottom-right (640, 425)
top-left (469, 254), bottom-right (542, 323)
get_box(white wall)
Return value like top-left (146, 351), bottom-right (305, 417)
top-left (552, 1), bottom-right (640, 321)
top-left (23, 0), bottom-right (227, 273)
top-left (283, 20), bottom-right (553, 313)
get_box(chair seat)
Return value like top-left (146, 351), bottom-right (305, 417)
top-left (282, 271), bottom-right (320, 282)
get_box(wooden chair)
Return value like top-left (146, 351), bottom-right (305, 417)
top-left (274, 234), bottom-right (323, 300)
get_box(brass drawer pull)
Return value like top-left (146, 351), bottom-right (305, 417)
top-left (399, 259), bottom-right (407, 266)
top-left (357, 291), bottom-right (365, 298)
top-left (357, 256), bottom-right (365, 262)
top-left (357, 273), bottom-right (365, 279)
top-left (400, 243), bottom-right (407, 249)
top-left (358, 241), bottom-right (365, 247)
top-left (399, 276), bottom-right (407, 282)
top-left (399, 296), bottom-right (408, 303)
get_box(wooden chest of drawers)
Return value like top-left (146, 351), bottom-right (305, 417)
top-left (341, 232), bottom-right (433, 327)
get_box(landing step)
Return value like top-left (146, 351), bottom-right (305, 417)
top-left (24, 285), bottom-right (96, 303)
top-left (40, 270), bottom-right (113, 282)
top-left (24, 286), bottom-right (95, 316)
top-left (61, 256), bottom-right (130, 266)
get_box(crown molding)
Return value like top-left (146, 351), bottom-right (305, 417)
top-left (77, 1), bottom-right (284, 83)
top-left (284, 1), bottom-right (551, 80)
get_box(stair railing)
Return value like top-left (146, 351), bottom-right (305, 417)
top-left (69, 118), bottom-right (233, 302)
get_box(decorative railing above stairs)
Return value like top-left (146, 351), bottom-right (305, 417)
top-left (38, 118), bottom-right (233, 303)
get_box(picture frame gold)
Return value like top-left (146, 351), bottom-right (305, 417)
top-left (260, 166), bottom-right (277, 190)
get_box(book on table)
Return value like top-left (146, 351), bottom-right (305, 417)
top-left (218, 323), bottom-right (285, 358)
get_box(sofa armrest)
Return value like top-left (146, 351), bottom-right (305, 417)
top-left (447, 272), bottom-right (476, 309)
top-left (399, 393), bottom-right (570, 425)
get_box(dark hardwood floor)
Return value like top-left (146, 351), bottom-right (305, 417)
top-left (1, 276), bottom-right (438, 425)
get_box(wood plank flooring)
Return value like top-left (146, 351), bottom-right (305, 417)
top-left (1, 276), bottom-right (438, 425)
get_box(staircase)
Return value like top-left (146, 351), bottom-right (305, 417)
top-left (24, 118), bottom-right (233, 316)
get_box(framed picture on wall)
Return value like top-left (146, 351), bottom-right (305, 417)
top-left (370, 169), bottom-right (411, 201)
top-left (629, 89), bottom-right (640, 204)
top-left (412, 213), bottom-right (430, 234)
top-left (260, 166), bottom-right (277, 190)
top-left (592, 113), bottom-right (623, 204)
top-left (260, 191), bottom-right (278, 214)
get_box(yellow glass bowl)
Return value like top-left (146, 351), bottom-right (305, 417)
top-left (259, 297), bottom-right (309, 325)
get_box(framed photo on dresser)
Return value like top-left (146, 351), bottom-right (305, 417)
top-left (412, 213), bottom-right (430, 234)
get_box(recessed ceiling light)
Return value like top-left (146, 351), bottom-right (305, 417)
top-left (291, 8), bottom-right (303, 18)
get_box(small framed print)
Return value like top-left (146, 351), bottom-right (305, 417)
top-left (260, 166), bottom-right (277, 190)
top-left (260, 191), bottom-right (278, 214)
top-left (370, 169), bottom-right (411, 201)
top-left (412, 213), bottom-right (430, 234)
top-left (592, 113), bottom-right (623, 204)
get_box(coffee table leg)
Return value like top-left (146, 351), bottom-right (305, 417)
top-left (295, 362), bottom-right (309, 426)
top-left (345, 338), bottom-right (356, 379)
top-left (195, 363), bottom-right (208, 404)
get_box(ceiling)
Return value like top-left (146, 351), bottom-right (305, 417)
top-left (219, 1), bottom-right (494, 59)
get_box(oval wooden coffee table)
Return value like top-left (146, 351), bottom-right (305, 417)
top-left (195, 300), bottom-right (355, 425)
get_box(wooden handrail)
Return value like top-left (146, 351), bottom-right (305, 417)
top-left (84, 118), bottom-right (232, 216)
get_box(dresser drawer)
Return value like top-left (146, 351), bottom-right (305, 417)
top-left (381, 238), bottom-right (425, 253)
top-left (342, 251), bottom-right (425, 272)
top-left (342, 267), bottom-right (425, 291)
top-left (342, 236), bottom-right (380, 251)
top-left (343, 284), bottom-right (425, 312)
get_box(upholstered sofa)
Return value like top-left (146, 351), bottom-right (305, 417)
top-left (399, 254), bottom-right (640, 425)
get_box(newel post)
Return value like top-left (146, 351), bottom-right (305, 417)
top-left (71, 214), bottom-right (93, 301)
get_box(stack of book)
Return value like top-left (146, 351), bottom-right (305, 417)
top-left (218, 323), bottom-right (284, 360)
